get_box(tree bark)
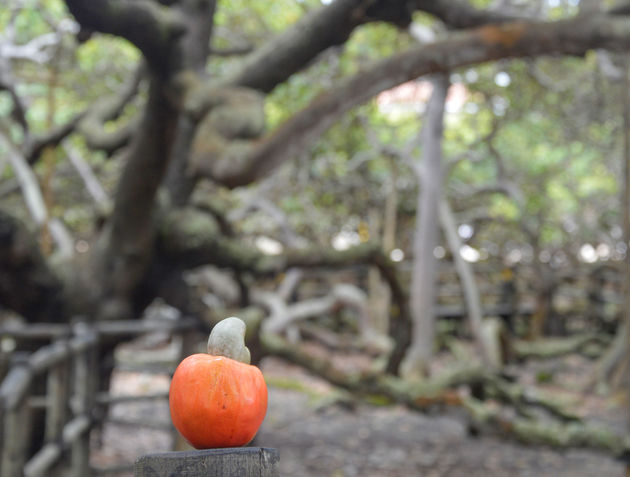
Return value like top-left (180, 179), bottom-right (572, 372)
top-left (201, 14), bottom-right (630, 189)
top-left (622, 54), bottom-right (630, 396)
top-left (439, 198), bottom-right (492, 367)
top-left (596, 54), bottom-right (630, 391)
top-left (367, 208), bottom-right (390, 337)
top-left (67, 76), bottom-right (180, 320)
top-left (0, 211), bottom-right (65, 322)
top-left (164, 0), bottom-right (217, 205)
top-left (401, 73), bottom-right (449, 379)
top-left (224, 0), bottom-right (520, 93)
top-left (369, 169), bottom-right (399, 337)
top-left (64, 0), bottom-right (185, 77)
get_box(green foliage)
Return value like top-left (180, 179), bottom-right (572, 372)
top-left (488, 195), bottom-right (519, 221)
top-left (341, 23), bottom-right (412, 76)
top-left (215, 0), bottom-right (306, 36)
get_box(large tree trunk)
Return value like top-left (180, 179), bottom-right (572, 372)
top-left (622, 55), bottom-right (630, 396)
top-left (164, 0), bottom-right (217, 206)
top-left (401, 73), bottom-right (449, 379)
top-left (596, 54), bottom-right (630, 389)
top-left (591, 55), bottom-right (630, 392)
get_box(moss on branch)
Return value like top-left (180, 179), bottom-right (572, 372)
top-left (263, 331), bottom-right (629, 456)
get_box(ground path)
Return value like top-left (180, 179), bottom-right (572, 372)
top-left (92, 353), bottom-right (626, 476)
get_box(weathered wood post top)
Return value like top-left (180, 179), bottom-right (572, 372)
top-left (134, 447), bottom-right (279, 477)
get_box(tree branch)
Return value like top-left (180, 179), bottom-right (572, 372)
top-left (91, 76), bottom-right (179, 316)
top-left (210, 45), bottom-right (254, 57)
top-left (24, 113), bottom-right (85, 164)
top-left (76, 63), bottom-right (145, 154)
top-left (225, 0), bottom-right (521, 93)
top-left (0, 30), bottom-right (72, 64)
top-left (265, 331), bottom-right (628, 455)
top-left (199, 14), bottom-right (630, 188)
top-left (157, 209), bottom-right (399, 274)
top-left (256, 283), bottom-right (371, 336)
top-left (0, 132), bottom-right (74, 257)
top-left (107, 79), bottom-right (177, 246)
top-left (400, 73), bottom-right (449, 379)
top-left (156, 205), bottom-right (412, 372)
top-left (223, 0), bottom-right (370, 92)
top-left (0, 62), bottom-right (29, 131)
top-left (159, 0), bottom-right (218, 205)
top-left (63, 142), bottom-right (111, 209)
top-left (0, 210), bottom-right (66, 322)
top-left (439, 198), bottom-right (492, 367)
top-left (63, 0), bottom-right (185, 76)
top-left (412, 0), bottom-right (521, 29)
top-left (24, 64), bottom-right (144, 163)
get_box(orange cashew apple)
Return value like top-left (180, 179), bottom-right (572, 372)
top-left (169, 317), bottom-right (268, 448)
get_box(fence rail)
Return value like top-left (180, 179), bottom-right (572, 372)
top-left (0, 318), bottom-right (203, 477)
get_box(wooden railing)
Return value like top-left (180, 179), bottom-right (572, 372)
top-left (0, 323), bottom-right (97, 477)
top-left (0, 317), bottom-right (203, 477)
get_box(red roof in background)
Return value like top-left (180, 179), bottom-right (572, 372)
top-left (376, 81), bottom-right (469, 112)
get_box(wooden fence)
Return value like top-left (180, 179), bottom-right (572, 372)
top-left (300, 261), bottom-right (623, 334)
top-left (0, 317), bottom-right (203, 477)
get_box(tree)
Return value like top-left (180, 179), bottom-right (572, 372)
top-left (400, 73), bottom-right (448, 378)
top-left (4, 0), bottom-right (630, 379)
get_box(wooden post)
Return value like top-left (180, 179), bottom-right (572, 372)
top-left (134, 447), bottom-right (279, 477)
top-left (0, 364), bottom-right (33, 477)
top-left (69, 325), bottom-right (98, 477)
top-left (45, 352), bottom-right (69, 444)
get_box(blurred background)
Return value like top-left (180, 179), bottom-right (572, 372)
top-left (2, 0), bottom-right (630, 475)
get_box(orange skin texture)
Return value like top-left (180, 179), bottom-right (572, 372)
top-left (169, 354), bottom-right (268, 449)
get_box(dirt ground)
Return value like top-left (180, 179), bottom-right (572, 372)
top-left (259, 387), bottom-right (624, 477)
top-left (91, 353), bottom-right (627, 477)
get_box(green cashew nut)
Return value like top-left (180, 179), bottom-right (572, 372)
top-left (207, 317), bottom-right (251, 364)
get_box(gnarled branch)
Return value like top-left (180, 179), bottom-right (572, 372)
top-left (225, 0), bottom-right (521, 93)
top-left (198, 14), bottom-right (630, 188)
top-left (24, 113), bottom-right (84, 164)
top-left (0, 210), bottom-right (66, 322)
top-left (63, 0), bottom-right (185, 76)
top-left (0, 133), bottom-right (74, 257)
top-left (76, 63), bottom-right (145, 154)
top-left (24, 64), bottom-right (145, 163)
top-left (413, 0), bottom-right (522, 29)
